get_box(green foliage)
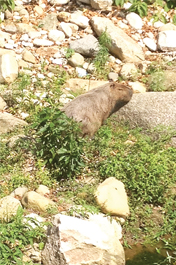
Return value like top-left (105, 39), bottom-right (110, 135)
top-left (85, 123), bottom-right (176, 206)
top-left (31, 107), bottom-right (85, 179)
top-left (0, 207), bottom-right (46, 265)
top-left (173, 15), bottom-right (176, 26)
top-left (114, 0), bottom-right (127, 7)
top-left (128, 0), bottom-right (148, 17)
top-left (93, 30), bottom-right (111, 78)
top-left (65, 48), bottom-right (75, 59)
top-left (0, 0), bottom-right (15, 12)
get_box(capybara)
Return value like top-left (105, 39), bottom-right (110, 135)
top-left (62, 82), bottom-right (133, 137)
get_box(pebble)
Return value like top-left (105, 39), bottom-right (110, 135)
top-left (143, 37), bottom-right (157, 51)
top-left (76, 67), bottom-right (87, 77)
top-left (33, 39), bottom-right (54, 46)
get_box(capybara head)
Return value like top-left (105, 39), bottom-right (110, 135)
top-left (108, 82), bottom-right (133, 116)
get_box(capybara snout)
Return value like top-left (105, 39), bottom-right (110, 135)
top-left (63, 82), bottom-right (133, 137)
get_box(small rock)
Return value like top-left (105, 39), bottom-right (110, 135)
top-left (0, 54), bottom-right (18, 83)
top-left (153, 21), bottom-right (164, 28)
top-left (143, 37), bottom-right (157, 51)
top-left (108, 72), bottom-right (119, 81)
top-left (70, 11), bottom-right (89, 29)
top-left (120, 63), bottom-right (138, 78)
top-left (39, 13), bottom-right (58, 31)
top-left (69, 34), bottom-right (99, 57)
top-left (33, 39), bottom-right (54, 47)
top-left (76, 67), bottom-right (87, 77)
top-left (49, 0), bottom-right (70, 5)
top-left (68, 52), bottom-right (84, 67)
top-left (10, 186), bottom-right (28, 198)
top-left (128, 81), bottom-right (146, 93)
top-left (0, 196), bottom-right (22, 222)
top-left (16, 23), bottom-right (35, 33)
top-left (95, 177), bottom-right (130, 217)
top-left (159, 23), bottom-right (176, 32)
top-left (34, 5), bottom-right (44, 16)
top-left (28, 31), bottom-right (42, 39)
top-left (0, 112), bottom-right (27, 134)
top-left (157, 30), bottom-right (176, 51)
top-left (48, 29), bottom-right (65, 42)
top-left (22, 49), bottom-right (36, 63)
top-left (57, 11), bottom-right (71, 22)
top-left (21, 191), bottom-right (57, 212)
top-left (36, 185), bottom-right (50, 196)
top-left (4, 9), bottom-right (13, 19)
top-left (126, 12), bottom-right (143, 30)
top-left (59, 22), bottom-right (72, 37)
top-left (20, 33), bottom-right (29, 41)
top-left (90, 0), bottom-right (113, 10)
top-left (4, 23), bottom-right (17, 33)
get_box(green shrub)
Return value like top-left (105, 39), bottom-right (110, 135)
top-left (128, 0), bottom-right (148, 17)
top-left (0, 0), bottom-right (15, 12)
top-left (31, 107), bottom-right (85, 179)
top-left (85, 123), bottom-right (176, 206)
top-left (0, 207), bottom-right (46, 265)
top-left (93, 31), bottom-right (111, 78)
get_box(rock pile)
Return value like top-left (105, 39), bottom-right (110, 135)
top-left (0, 178), bottom-right (129, 265)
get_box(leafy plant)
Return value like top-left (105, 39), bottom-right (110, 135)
top-left (114, 0), bottom-right (127, 7)
top-left (0, 0), bottom-right (15, 12)
top-left (31, 106), bottom-right (85, 179)
top-left (128, 0), bottom-right (148, 17)
top-left (93, 30), bottom-right (111, 78)
top-left (0, 207), bottom-right (47, 265)
top-left (65, 48), bottom-right (75, 59)
top-left (85, 123), bottom-right (176, 206)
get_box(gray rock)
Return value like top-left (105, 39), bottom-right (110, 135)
top-left (90, 0), bottom-right (113, 10)
top-left (157, 30), bottom-right (176, 51)
top-left (0, 112), bottom-right (27, 134)
top-left (113, 92), bottom-right (176, 130)
top-left (90, 17), bottom-right (145, 62)
top-left (70, 34), bottom-right (99, 57)
top-left (39, 13), bottom-right (59, 31)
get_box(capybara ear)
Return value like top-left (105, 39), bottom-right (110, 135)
top-left (110, 82), bottom-right (116, 89)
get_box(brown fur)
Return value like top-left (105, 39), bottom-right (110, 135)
top-left (62, 82), bottom-right (133, 137)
